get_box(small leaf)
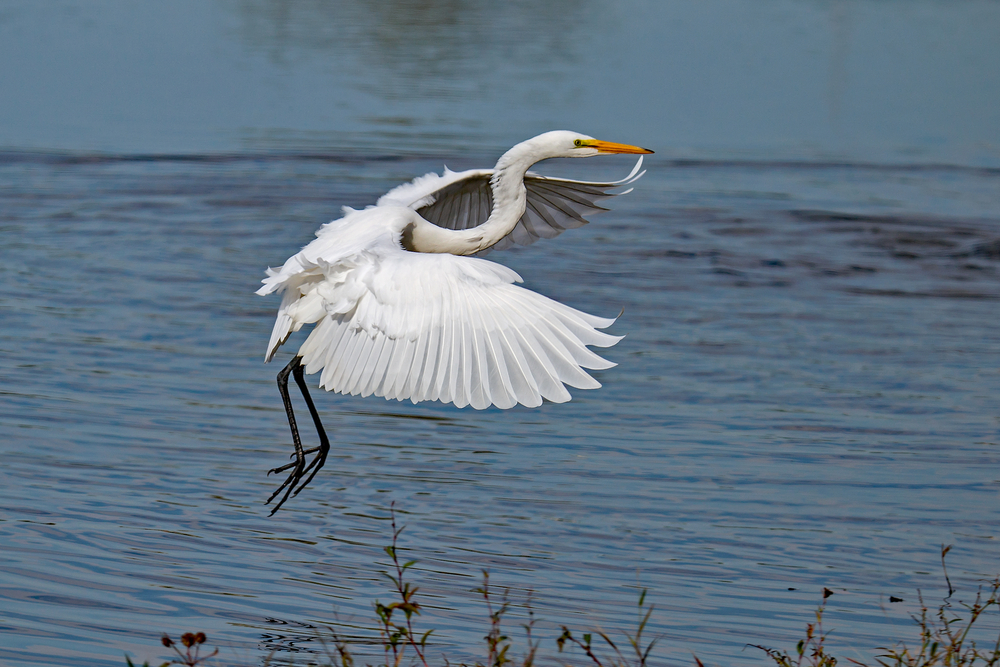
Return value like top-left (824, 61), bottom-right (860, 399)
top-left (557, 629), bottom-right (571, 652)
top-left (643, 637), bottom-right (660, 661)
top-left (638, 607), bottom-right (653, 634)
top-left (397, 601), bottom-right (420, 615)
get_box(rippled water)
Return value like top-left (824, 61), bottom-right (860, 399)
top-left (2, 151), bottom-right (998, 666)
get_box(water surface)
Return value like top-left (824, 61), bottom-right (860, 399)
top-left (2, 1), bottom-right (1000, 665)
top-left (1, 151), bottom-right (998, 666)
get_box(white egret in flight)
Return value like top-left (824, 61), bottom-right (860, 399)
top-left (258, 131), bottom-right (652, 512)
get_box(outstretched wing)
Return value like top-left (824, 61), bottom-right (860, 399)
top-left (379, 157), bottom-right (646, 252)
top-left (285, 251), bottom-right (621, 410)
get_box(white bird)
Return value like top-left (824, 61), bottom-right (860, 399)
top-left (258, 131), bottom-right (652, 512)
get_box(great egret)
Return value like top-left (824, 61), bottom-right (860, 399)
top-left (258, 131), bottom-right (652, 512)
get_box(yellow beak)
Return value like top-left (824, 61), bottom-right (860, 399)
top-left (587, 140), bottom-right (654, 155)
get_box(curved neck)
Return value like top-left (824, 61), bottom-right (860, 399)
top-left (406, 143), bottom-right (537, 255)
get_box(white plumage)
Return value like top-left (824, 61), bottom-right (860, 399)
top-left (258, 131), bottom-right (652, 511)
top-left (260, 242), bottom-right (620, 410)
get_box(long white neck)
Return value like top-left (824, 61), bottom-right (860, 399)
top-left (404, 141), bottom-right (537, 255)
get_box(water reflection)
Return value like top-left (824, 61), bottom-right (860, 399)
top-left (223, 0), bottom-right (1000, 162)
top-left (826, 0), bottom-right (852, 133)
top-left (232, 0), bottom-right (587, 94)
top-left (1, 0), bottom-right (997, 161)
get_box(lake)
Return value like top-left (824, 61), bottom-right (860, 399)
top-left (1, 2), bottom-right (999, 666)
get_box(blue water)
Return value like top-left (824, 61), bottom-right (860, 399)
top-left (2, 2), bottom-right (1000, 666)
top-left (2, 152), bottom-right (998, 666)
top-left (2, 1), bottom-right (999, 164)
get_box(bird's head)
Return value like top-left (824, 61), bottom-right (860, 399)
top-left (494, 131), bottom-right (653, 175)
top-left (529, 130), bottom-right (654, 159)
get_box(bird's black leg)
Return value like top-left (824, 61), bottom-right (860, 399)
top-left (266, 356), bottom-right (332, 514)
top-left (266, 356), bottom-right (307, 514)
top-left (287, 359), bottom-right (330, 496)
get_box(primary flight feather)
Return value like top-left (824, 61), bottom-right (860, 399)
top-left (258, 130), bottom-right (653, 512)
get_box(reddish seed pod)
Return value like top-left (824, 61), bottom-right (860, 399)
top-left (195, 632), bottom-right (206, 645)
top-left (161, 635), bottom-right (173, 647)
top-left (182, 632), bottom-right (196, 647)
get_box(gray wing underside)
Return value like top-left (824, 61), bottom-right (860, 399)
top-left (415, 158), bottom-right (645, 253)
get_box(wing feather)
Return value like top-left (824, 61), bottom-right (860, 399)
top-left (445, 279), bottom-right (463, 406)
top-left (470, 288), bottom-right (515, 409)
top-left (298, 315), bottom-right (331, 373)
top-left (322, 320), bottom-right (351, 389)
top-left (401, 292), bottom-right (431, 400)
top-left (321, 321), bottom-right (350, 382)
top-left (358, 334), bottom-right (389, 398)
top-left (530, 187), bottom-right (597, 227)
top-left (428, 281), bottom-right (453, 404)
top-left (418, 298), bottom-right (442, 400)
top-left (521, 296), bottom-right (621, 368)
top-left (403, 157), bottom-right (645, 252)
top-left (459, 307), bottom-right (476, 408)
top-left (383, 333), bottom-right (414, 401)
top-left (365, 329), bottom-right (395, 397)
top-left (330, 323), bottom-right (365, 391)
top-left (291, 252), bottom-right (619, 410)
top-left (345, 329), bottom-right (378, 395)
top-left (510, 325), bottom-right (571, 403)
top-left (468, 296), bottom-right (490, 410)
top-left (478, 290), bottom-right (542, 407)
top-left (524, 198), bottom-right (568, 238)
top-left (511, 298), bottom-right (610, 389)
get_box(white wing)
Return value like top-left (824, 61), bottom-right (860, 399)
top-left (267, 248), bottom-right (621, 410)
top-left (378, 157), bottom-right (646, 252)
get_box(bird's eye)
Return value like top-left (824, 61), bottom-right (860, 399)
top-left (573, 139), bottom-right (584, 147)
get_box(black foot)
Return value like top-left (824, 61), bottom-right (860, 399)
top-left (265, 444), bottom-right (328, 515)
top-left (268, 446), bottom-right (322, 475)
